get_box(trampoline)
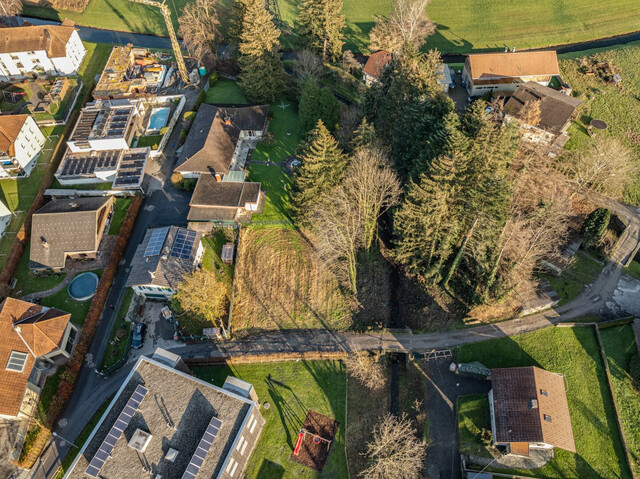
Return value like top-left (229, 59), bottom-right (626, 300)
top-left (68, 272), bottom-right (99, 302)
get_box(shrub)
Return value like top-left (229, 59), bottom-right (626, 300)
top-left (194, 89), bottom-right (207, 111)
top-left (583, 207), bottom-right (610, 248)
top-left (159, 126), bottom-right (169, 135)
top-left (208, 72), bottom-right (219, 87)
top-left (631, 354), bottom-right (640, 392)
top-left (19, 423), bottom-right (42, 463)
top-left (183, 110), bottom-right (196, 122)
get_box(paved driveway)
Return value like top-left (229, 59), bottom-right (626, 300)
top-left (419, 359), bottom-right (491, 479)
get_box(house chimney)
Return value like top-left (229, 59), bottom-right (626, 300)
top-left (40, 236), bottom-right (49, 249)
top-left (504, 47), bottom-right (508, 53)
top-left (44, 29), bottom-right (51, 52)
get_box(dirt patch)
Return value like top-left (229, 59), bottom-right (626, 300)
top-left (398, 275), bottom-right (465, 331)
top-left (289, 410), bottom-right (339, 471)
top-left (232, 227), bottom-right (352, 336)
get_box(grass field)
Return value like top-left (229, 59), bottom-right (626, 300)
top-left (107, 198), bottom-right (132, 235)
top-left (457, 326), bottom-right (630, 478)
top-left (457, 394), bottom-right (492, 458)
top-left (560, 45), bottom-right (640, 203)
top-left (0, 42), bottom-right (111, 272)
top-left (24, 0), bottom-right (640, 55)
top-left (191, 361), bottom-right (348, 478)
top-left (40, 269), bottom-right (102, 326)
top-left (99, 287), bottom-right (134, 370)
top-left (205, 78), bottom-right (248, 105)
top-left (540, 252), bottom-right (602, 306)
top-left (231, 227), bottom-right (351, 336)
top-left (624, 261), bottom-right (640, 280)
top-left (601, 324), bottom-right (640, 477)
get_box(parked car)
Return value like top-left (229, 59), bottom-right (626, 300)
top-left (132, 322), bottom-right (146, 349)
top-left (161, 305), bottom-right (173, 323)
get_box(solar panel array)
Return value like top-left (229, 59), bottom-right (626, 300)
top-left (95, 107), bottom-right (133, 138)
top-left (181, 416), bottom-right (223, 479)
top-left (113, 149), bottom-right (148, 189)
top-left (70, 109), bottom-right (99, 142)
top-left (170, 229), bottom-right (197, 259)
top-left (85, 384), bottom-right (148, 478)
top-left (58, 150), bottom-right (120, 177)
top-left (144, 227), bottom-right (170, 257)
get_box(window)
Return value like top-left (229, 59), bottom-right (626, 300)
top-left (543, 414), bottom-right (552, 422)
top-left (10, 55), bottom-right (18, 60)
top-left (15, 62), bottom-right (24, 69)
top-left (230, 461), bottom-right (238, 477)
top-left (236, 436), bottom-right (245, 453)
top-left (6, 351), bottom-right (28, 372)
top-left (250, 417), bottom-right (257, 434)
top-left (225, 458), bottom-right (236, 475)
top-left (540, 389), bottom-right (548, 396)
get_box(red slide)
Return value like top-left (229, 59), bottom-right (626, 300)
top-left (293, 431), bottom-right (304, 456)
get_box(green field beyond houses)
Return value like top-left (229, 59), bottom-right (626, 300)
top-left (23, 0), bottom-right (640, 54)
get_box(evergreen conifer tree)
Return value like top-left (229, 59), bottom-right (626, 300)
top-left (238, 0), bottom-right (286, 103)
top-left (299, 79), bottom-right (340, 133)
top-left (297, 0), bottom-right (346, 62)
top-left (292, 120), bottom-right (348, 220)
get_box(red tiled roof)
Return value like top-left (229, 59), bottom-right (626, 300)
top-left (363, 51), bottom-right (392, 79)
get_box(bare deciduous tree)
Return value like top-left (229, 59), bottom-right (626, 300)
top-left (562, 136), bottom-right (635, 199)
top-left (178, 0), bottom-right (221, 68)
top-left (519, 99), bottom-right (542, 127)
top-left (292, 49), bottom-right (325, 96)
top-left (345, 351), bottom-right (386, 390)
top-left (343, 147), bottom-right (402, 249)
top-left (369, 0), bottom-right (435, 54)
top-left (335, 105), bottom-right (362, 148)
top-left (0, 0), bottom-right (21, 20)
top-left (360, 413), bottom-right (426, 479)
top-left (341, 50), bottom-right (361, 75)
top-left (312, 186), bottom-right (363, 293)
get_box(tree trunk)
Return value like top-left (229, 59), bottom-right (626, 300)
top-left (442, 217), bottom-right (478, 289)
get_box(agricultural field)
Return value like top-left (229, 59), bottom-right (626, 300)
top-left (560, 45), bottom-right (640, 203)
top-left (457, 326), bottom-right (631, 479)
top-left (192, 361), bottom-right (348, 479)
top-left (24, 0), bottom-right (640, 54)
top-left (600, 324), bottom-right (640, 477)
top-left (231, 227), bottom-right (352, 336)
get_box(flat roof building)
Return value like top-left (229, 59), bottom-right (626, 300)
top-left (64, 350), bottom-right (265, 479)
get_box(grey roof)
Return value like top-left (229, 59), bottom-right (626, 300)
top-left (190, 175), bottom-right (260, 208)
top-left (126, 226), bottom-right (202, 289)
top-left (64, 355), bottom-right (255, 479)
top-left (29, 197), bottom-right (113, 270)
top-left (69, 100), bottom-right (136, 144)
top-left (504, 82), bottom-right (583, 135)
top-left (175, 104), bottom-right (268, 176)
top-left (57, 148), bottom-right (121, 179)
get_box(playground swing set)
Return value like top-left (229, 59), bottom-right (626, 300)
top-left (293, 427), bottom-right (333, 456)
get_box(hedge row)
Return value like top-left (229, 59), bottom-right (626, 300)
top-left (45, 194), bottom-right (143, 427)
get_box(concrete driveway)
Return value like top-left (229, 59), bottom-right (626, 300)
top-left (418, 359), bottom-right (491, 479)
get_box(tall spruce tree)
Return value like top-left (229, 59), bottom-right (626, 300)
top-left (238, 0), bottom-right (285, 103)
top-left (350, 118), bottom-right (378, 151)
top-left (299, 79), bottom-right (340, 133)
top-left (297, 0), bottom-right (345, 62)
top-left (292, 120), bottom-right (348, 220)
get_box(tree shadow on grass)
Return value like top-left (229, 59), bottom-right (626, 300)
top-left (265, 376), bottom-right (308, 449)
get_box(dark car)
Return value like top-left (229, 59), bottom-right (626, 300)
top-left (132, 322), bottom-right (146, 349)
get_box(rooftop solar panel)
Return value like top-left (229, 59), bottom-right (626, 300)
top-left (170, 229), bottom-right (197, 260)
top-left (181, 416), bottom-right (223, 479)
top-left (85, 384), bottom-right (148, 478)
top-left (144, 227), bottom-right (170, 257)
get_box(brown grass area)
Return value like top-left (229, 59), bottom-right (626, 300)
top-left (231, 227), bottom-right (352, 336)
top-left (398, 275), bottom-right (464, 331)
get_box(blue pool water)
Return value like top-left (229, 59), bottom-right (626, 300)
top-left (147, 107), bottom-right (170, 132)
top-left (68, 272), bottom-right (99, 302)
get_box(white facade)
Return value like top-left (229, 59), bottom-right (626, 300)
top-left (0, 30), bottom-right (85, 82)
top-left (0, 116), bottom-right (46, 178)
top-left (0, 200), bottom-right (11, 237)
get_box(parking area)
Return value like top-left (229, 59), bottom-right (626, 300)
top-left (421, 359), bottom-right (491, 479)
top-left (128, 301), bottom-right (180, 362)
top-left (447, 69), bottom-right (470, 112)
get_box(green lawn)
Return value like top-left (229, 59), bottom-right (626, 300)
top-left (136, 135), bottom-right (163, 149)
top-left (601, 324), bottom-right (640, 477)
top-left (108, 198), bottom-right (132, 235)
top-left (37, 365), bottom-right (66, 423)
top-left (13, 244), bottom-right (66, 296)
top-left (0, 42), bottom-right (111, 273)
top-left (201, 230), bottom-right (234, 278)
top-left (40, 269), bottom-right (103, 326)
top-left (99, 287), bottom-right (134, 370)
top-left (205, 79), bottom-right (248, 105)
top-left (191, 361), bottom-right (348, 478)
top-left (624, 261), bottom-right (640, 280)
top-left (457, 326), bottom-right (630, 479)
top-left (541, 252), bottom-right (603, 306)
top-left (457, 394), bottom-right (492, 458)
top-left (25, 0), bottom-right (640, 55)
top-left (560, 45), bottom-right (640, 203)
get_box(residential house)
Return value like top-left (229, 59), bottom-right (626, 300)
top-left (174, 104), bottom-right (269, 180)
top-left (362, 51), bottom-right (392, 86)
top-left (55, 147), bottom-right (149, 189)
top-left (67, 99), bottom-right (141, 153)
top-left (0, 19), bottom-right (86, 81)
top-left (64, 348), bottom-right (265, 479)
top-left (489, 366), bottom-right (576, 456)
top-left (504, 81), bottom-right (583, 147)
top-left (29, 196), bottom-right (114, 272)
top-left (0, 199), bottom-right (11, 237)
top-left (462, 51), bottom-right (560, 97)
top-left (126, 226), bottom-right (204, 299)
top-left (0, 298), bottom-right (76, 419)
top-left (0, 114), bottom-right (46, 178)
top-left (187, 174), bottom-right (263, 231)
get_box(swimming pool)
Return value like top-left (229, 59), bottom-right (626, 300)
top-left (68, 272), bottom-right (99, 302)
top-left (147, 107), bottom-right (170, 133)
